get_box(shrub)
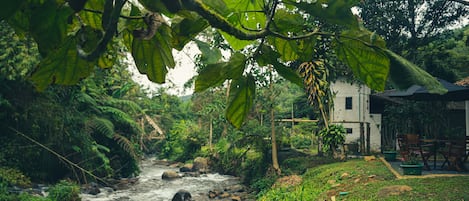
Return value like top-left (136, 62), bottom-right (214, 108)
top-left (47, 180), bottom-right (80, 201)
top-left (251, 175), bottom-right (278, 198)
top-left (318, 124), bottom-right (346, 153)
top-left (0, 167), bottom-right (31, 187)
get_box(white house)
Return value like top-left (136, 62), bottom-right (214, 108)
top-left (330, 80), bottom-right (382, 152)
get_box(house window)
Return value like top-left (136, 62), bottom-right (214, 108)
top-left (345, 97), bottom-right (352, 110)
top-left (346, 128), bottom-right (353, 134)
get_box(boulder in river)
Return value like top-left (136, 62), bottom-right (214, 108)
top-left (193, 157), bottom-right (209, 173)
top-left (180, 163), bottom-right (194, 172)
top-left (162, 170), bottom-right (181, 180)
top-left (172, 189), bottom-right (192, 201)
top-left (82, 182), bottom-right (101, 195)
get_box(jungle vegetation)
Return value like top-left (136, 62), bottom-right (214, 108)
top-left (0, 0), bottom-right (468, 200)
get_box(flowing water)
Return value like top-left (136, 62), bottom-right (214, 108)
top-left (80, 158), bottom-right (242, 201)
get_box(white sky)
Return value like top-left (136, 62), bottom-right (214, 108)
top-left (128, 42), bottom-right (199, 96)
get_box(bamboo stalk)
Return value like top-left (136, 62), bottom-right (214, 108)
top-left (9, 127), bottom-right (109, 186)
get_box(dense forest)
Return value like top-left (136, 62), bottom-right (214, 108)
top-left (1, 0), bottom-right (468, 200)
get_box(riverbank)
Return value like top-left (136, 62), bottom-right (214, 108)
top-left (259, 157), bottom-right (469, 200)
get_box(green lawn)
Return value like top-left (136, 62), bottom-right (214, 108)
top-left (259, 158), bottom-right (469, 201)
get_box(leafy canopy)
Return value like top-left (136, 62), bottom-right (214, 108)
top-left (0, 0), bottom-right (447, 128)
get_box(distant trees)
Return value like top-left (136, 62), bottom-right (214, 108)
top-left (359, 0), bottom-right (468, 56)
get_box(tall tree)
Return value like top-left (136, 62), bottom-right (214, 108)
top-left (359, 0), bottom-right (468, 59)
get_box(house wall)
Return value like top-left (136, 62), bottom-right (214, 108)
top-left (331, 81), bottom-right (382, 152)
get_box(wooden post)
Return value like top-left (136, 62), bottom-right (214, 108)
top-left (291, 103), bottom-right (294, 148)
top-left (366, 122), bottom-right (371, 155)
top-left (360, 122), bottom-right (365, 155)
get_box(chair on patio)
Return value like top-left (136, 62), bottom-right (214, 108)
top-left (464, 136), bottom-right (469, 163)
top-left (440, 140), bottom-right (467, 171)
top-left (397, 134), bottom-right (434, 170)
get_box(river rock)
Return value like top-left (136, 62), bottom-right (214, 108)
top-left (183, 172), bottom-right (200, 177)
top-left (193, 157), bottom-right (209, 173)
top-left (180, 164), bottom-right (194, 172)
top-left (154, 159), bottom-right (171, 166)
top-left (225, 184), bottom-right (245, 193)
top-left (208, 189), bottom-right (223, 198)
top-left (82, 182), bottom-right (101, 195)
top-left (219, 192), bottom-right (231, 199)
top-left (231, 195), bottom-right (242, 201)
top-left (170, 162), bottom-right (183, 168)
top-left (172, 189), bottom-right (192, 201)
top-left (162, 170), bottom-right (181, 180)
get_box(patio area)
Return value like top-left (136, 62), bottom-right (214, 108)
top-left (380, 157), bottom-right (469, 178)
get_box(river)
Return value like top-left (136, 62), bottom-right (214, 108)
top-left (80, 158), bottom-right (245, 201)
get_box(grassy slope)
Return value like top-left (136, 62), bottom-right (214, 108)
top-left (259, 158), bottom-right (469, 201)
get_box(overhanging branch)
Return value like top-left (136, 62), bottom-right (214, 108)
top-left (450, 0), bottom-right (469, 6)
top-left (77, 0), bottom-right (126, 61)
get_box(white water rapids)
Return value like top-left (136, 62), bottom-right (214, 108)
top-left (80, 158), bottom-right (242, 201)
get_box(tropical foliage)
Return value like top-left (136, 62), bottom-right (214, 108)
top-left (1, 0), bottom-right (450, 129)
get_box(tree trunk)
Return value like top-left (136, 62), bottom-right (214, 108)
top-left (209, 117), bottom-right (213, 152)
top-left (222, 81), bottom-right (231, 137)
top-left (271, 107), bottom-right (281, 175)
top-left (269, 65), bottom-right (281, 175)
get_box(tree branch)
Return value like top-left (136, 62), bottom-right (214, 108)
top-left (449, 0), bottom-right (469, 6)
top-left (83, 8), bottom-right (144, 20)
top-left (77, 0), bottom-right (126, 61)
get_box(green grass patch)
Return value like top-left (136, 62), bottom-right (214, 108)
top-left (259, 158), bottom-right (469, 200)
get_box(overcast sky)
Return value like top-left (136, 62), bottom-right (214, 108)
top-left (128, 42), bottom-right (199, 96)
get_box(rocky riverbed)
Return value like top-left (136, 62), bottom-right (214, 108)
top-left (80, 158), bottom-right (254, 201)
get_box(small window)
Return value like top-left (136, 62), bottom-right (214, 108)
top-left (346, 128), bottom-right (353, 134)
top-left (345, 97), bottom-right (352, 110)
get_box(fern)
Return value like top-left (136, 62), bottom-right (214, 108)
top-left (105, 98), bottom-right (142, 114)
top-left (113, 133), bottom-right (138, 159)
top-left (99, 106), bottom-right (143, 135)
top-left (74, 92), bottom-right (98, 108)
top-left (91, 117), bottom-right (115, 138)
top-left (90, 142), bottom-right (113, 176)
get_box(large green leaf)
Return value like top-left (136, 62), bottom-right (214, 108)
top-left (342, 29), bottom-right (387, 48)
top-left (334, 37), bottom-right (390, 91)
top-left (226, 75), bottom-right (256, 128)
top-left (195, 52), bottom-right (247, 92)
top-left (195, 40), bottom-right (222, 64)
top-left (138, 0), bottom-right (174, 16)
top-left (0, 0), bottom-right (25, 20)
top-left (205, 0), bottom-right (265, 50)
top-left (268, 37), bottom-right (299, 61)
top-left (131, 24), bottom-right (175, 83)
top-left (171, 12), bottom-right (209, 50)
top-left (31, 37), bottom-right (94, 91)
top-left (29, 1), bottom-right (73, 56)
top-left (384, 50), bottom-right (446, 94)
top-left (284, 0), bottom-right (359, 29)
top-left (220, 31), bottom-right (255, 50)
top-left (271, 9), bottom-right (306, 34)
top-left (222, 0), bottom-right (266, 29)
top-left (267, 36), bottom-right (316, 62)
top-left (79, 0), bottom-right (105, 30)
top-left (256, 45), bottom-right (303, 86)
